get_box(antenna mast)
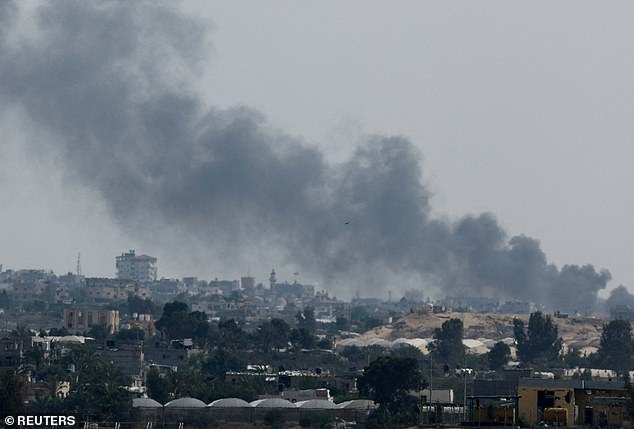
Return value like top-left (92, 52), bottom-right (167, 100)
top-left (76, 253), bottom-right (83, 276)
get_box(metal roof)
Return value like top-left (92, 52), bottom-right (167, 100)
top-left (518, 378), bottom-right (627, 391)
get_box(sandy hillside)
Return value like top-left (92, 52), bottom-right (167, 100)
top-left (359, 312), bottom-right (606, 349)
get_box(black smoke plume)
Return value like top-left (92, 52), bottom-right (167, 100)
top-left (0, 1), bottom-right (614, 312)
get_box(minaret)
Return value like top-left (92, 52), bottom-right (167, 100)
top-left (269, 269), bottom-right (277, 294)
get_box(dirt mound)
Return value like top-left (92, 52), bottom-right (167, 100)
top-left (359, 312), bottom-right (605, 349)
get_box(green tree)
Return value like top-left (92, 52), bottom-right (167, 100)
top-left (256, 318), bottom-right (290, 351)
top-left (48, 327), bottom-right (69, 336)
top-left (216, 319), bottom-right (249, 350)
top-left (562, 347), bottom-right (589, 369)
top-left (315, 336), bottom-right (333, 350)
top-left (624, 372), bottom-right (634, 419)
top-left (335, 316), bottom-right (350, 332)
top-left (116, 327), bottom-right (145, 341)
top-left (0, 290), bottom-right (13, 309)
top-left (146, 367), bottom-right (171, 403)
top-left (127, 294), bottom-right (158, 315)
top-left (202, 350), bottom-right (245, 379)
top-left (11, 325), bottom-right (33, 351)
top-left (487, 342), bottom-right (511, 370)
top-left (428, 318), bottom-right (465, 366)
top-left (290, 327), bottom-right (315, 349)
top-left (358, 356), bottom-right (425, 428)
top-left (87, 324), bottom-right (109, 340)
top-left (358, 356), bottom-right (424, 410)
top-left (155, 301), bottom-right (188, 337)
top-left (598, 319), bottom-right (633, 372)
top-left (60, 350), bottom-right (132, 421)
top-left (160, 301), bottom-right (189, 319)
top-left (0, 369), bottom-right (25, 417)
top-left (391, 344), bottom-right (425, 363)
top-left (514, 312), bottom-right (562, 364)
top-left (296, 306), bottom-right (317, 334)
top-left (155, 302), bottom-right (210, 346)
top-left (23, 346), bottom-right (45, 370)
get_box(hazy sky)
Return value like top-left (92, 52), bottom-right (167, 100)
top-left (0, 1), bottom-right (632, 299)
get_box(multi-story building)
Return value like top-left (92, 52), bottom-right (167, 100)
top-left (88, 338), bottom-right (144, 377)
top-left (11, 281), bottom-right (46, 302)
top-left (241, 276), bottom-right (255, 295)
top-left (191, 295), bottom-right (244, 318)
top-left (201, 279), bottom-right (239, 296)
top-left (147, 278), bottom-right (184, 302)
top-left (115, 250), bottom-right (157, 282)
top-left (84, 277), bottom-right (151, 302)
top-left (62, 308), bottom-right (120, 333)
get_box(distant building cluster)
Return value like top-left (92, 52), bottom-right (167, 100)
top-left (0, 249), bottom-right (632, 429)
top-left (0, 251), bottom-right (571, 336)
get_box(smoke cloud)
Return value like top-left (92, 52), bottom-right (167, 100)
top-left (0, 1), bottom-right (615, 312)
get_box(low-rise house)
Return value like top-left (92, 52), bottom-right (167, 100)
top-left (121, 313), bottom-right (155, 337)
top-left (144, 339), bottom-right (202, 371)
top-left (88, 338), bottom-right (144, 377)
top-left (517, 377), bottom-right (630, 427)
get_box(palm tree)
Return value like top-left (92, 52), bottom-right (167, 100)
top-left (11, 324), bottom-right (33, 354)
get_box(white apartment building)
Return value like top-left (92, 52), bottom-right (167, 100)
top-left (115, 250), bottom-right (157, 282)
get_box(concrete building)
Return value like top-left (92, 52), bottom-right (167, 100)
top-left (241, 276), bottom-right (255, 296)
top-left (121, 313), bottom-right (155, 337)
top-left (88, 338), bottom-right (144, 377)
top-left (62, 308), bottom-right (120, 333)
top-left (203, 279), bottom-right (239, 296)
top-left (144, 340), bottom-right (202, 371)
top-left (85, 277), bottom-right (151, 302)
top-left (11, 281), bottom-right (46, 302)
top-left (116, 250), bottom-right (157, 282)
top-left (0, 336), bottom-right (22, 367)
top-left (517, 378), bottom-right (629, 427)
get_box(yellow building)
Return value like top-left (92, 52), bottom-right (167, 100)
top-left (518, 378), bottom-right (630, 426)
top-left (63, 308), bottom-right (120, 333)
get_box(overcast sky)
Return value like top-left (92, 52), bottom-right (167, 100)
top-left (0, 1), bottom-right (632, 299)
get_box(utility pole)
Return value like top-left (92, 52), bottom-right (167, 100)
top-left (461, 353), bottom-right (468, 422)
top-left (429, 354), bottom-right (433, 405)
top-left (463, 367), bottom-right (468, 422)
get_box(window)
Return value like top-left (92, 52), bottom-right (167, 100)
top-left (538, 390), bottom-right (556, 408)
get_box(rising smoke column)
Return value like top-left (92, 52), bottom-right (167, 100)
top-left (0, 1), bottom-right (613, 311)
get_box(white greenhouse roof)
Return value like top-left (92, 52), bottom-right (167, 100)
top-left (208, 398), bottom-right (251, 408)
top-left (164, 397), bottom-right (207, 408)
top-left (250, 398), bottom-right (296, 408)
top-left (295, 399), bottom-right (338, 409)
